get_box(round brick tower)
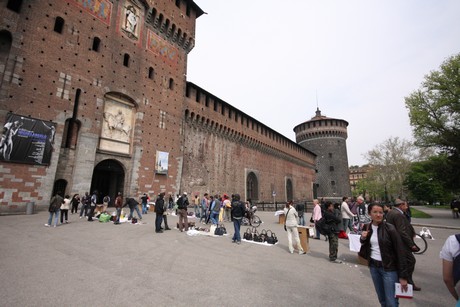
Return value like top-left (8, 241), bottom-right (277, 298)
top-left (294, 108), bottom-right (351, 201)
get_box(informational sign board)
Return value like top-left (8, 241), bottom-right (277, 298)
top-left (0, 113), bottom-right (56, 165)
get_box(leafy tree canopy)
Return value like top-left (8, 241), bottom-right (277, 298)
top-left (405, 53), bottom-right (460, 155)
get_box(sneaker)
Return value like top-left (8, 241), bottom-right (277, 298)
top-left (299, 251), bottom-right (307, 255)
top-left (290, 251), bottom-right (294, 254)
top-left (232, 240), bottom-right (236, 243)
top-left (236, 241), bottom-right (241, 245)
top-left (53, 225), bottom-right (57, 228)
top-left (44, 224), bottom-right (50, 227)
top-left (331, 259), bottom-right (342, 264)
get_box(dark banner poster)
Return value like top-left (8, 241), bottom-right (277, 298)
top-left (0, 113), bottom-right (56, 165)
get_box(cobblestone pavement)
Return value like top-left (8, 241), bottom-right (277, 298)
top-left (0, 207), bottom-right (456, 306)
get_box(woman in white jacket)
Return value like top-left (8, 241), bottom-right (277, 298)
top-left (284, 201), bottom-right (306, 255)
top-left (341, 196), bottom-right (356, 233)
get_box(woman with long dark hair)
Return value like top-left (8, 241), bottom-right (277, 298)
top-left (359, 202), bottom-right (409, 307)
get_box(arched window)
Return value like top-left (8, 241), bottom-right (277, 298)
top-left (123, 53), bottom-right (130, 67)
top-left (169, 78), bottom-right (174, 90)
top-left (7, 0), bottom-right (23, 13)
top-left (54, 16), bottom-right (65, 34)
top-left (148, 67), bottom-right (154, 79)
top-left (92, 37), bottom-right (101, 52)
top-left (247, 172), bottom-right (259, 201)
top-left (286, 178), bottom-right (293, 201)
top-left (62, 89), bottom-right (82, 149)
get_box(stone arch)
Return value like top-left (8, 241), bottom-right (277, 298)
top-left (90, 159), bottom-right (125, 205)
top-left (52, 179), bottom-right (67, 197)
top-left (246, 171), bottom-right (259, 201)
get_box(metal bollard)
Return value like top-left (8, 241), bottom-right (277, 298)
top-left (26, 202), bottom-right (35, 215)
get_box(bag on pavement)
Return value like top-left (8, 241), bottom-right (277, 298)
top-left (419, 227), bottom-right (434, 240)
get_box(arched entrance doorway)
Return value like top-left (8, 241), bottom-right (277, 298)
top-left (90, 159), bottom-right (125, 206)
top-left (246, 172), bottom-right (259, 202)
top-left (52, 179), bottom-right (67, 197)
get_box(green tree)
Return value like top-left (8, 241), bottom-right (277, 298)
top-left (364, 137), bottom-right (430, 200)
top-left (405, 53), bottom-right (460, 193)
top-left (404, 159), bottom-right (448, 204)
top-left (405, 53), bottom-right (460, 153)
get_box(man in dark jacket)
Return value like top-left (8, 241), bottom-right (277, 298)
top-left (126, 197), bottom-right (142, 221)
top-left (323, 201), bottom-right (342, 263)
top-left (231, 194), bottom-right (246, 244)
top-left (177, 192), bottom-right (189, 232)
top-left (155, 192), bottom-right (165, 233)
top-left (386, 199), bottom-right (420, 291)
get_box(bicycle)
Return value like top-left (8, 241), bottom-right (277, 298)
top-left (413, 233), bottom-right (428, 255)
top-left (242, 206), bottom-right (262, 227)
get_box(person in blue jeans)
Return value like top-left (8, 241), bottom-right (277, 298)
top-left (200, 193), bottom-right (209, 224)
top-left (140, 193), bottom-right (149, 214)
top-left (359, 202), bottom-right (409, 307)
top-left (126, 197), bottom-right (142, 221)
top-left (45, 192), bottom-right (64, 227)
top-left (230, 194), bottom-right (245, 244)
top-left (209, 195), bottom-right (221, 225)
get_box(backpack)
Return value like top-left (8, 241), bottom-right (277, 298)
top-left (177, 197), bottom-right (185, 209)
top-left (316, 217), bottom-right (332, 235)
top-left (453, 234), bottom-right (460, 285)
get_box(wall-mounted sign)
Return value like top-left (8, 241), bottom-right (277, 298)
top-left (155, 151), bottom-right (169, 174)
top-left (0, 113), bottom-right (56, 165)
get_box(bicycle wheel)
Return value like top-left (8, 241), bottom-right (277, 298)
top-left (414, 234), bottom-right (427, 255)
top-left (242, 217), bottom-right (250, 226)
top-left (251, 215), bottom-right (262, 227)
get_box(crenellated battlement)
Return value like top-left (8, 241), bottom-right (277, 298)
top-left (185, 82), bottom-right (316, 165)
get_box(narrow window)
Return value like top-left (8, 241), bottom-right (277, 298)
top-left (331, 181), bottom-right (336, 186)
top-left (123, 53), bottom-right (130, 67)
top-left (175, 0), bottom-right (181, 8)
top-left (92, 37), bottom-right (101, 52)
top-left (186, 3), bottom-right (191, 16)
top-left (0, 30), bottom-right (13, 65)
top-left (7, 0), bottom-right (23, 13)
top-left (195, 90), bottom-right (200, 102)
top-left (54, 16), bottom-right (65, 34)
top-left (168, 78), bottom-right (174, 90)
top-left (328, 153), bottom-right (332, 158)
top-left (213, 101), bottom-right (218, 112)
top-left (159, 110), bottom-right (166, 129)
top-left (330, 166), bottom-right (334, 172)
top-left (205, 96), bottom-right (209, 107)
top-left (148, 67), bottom-right (154, 79)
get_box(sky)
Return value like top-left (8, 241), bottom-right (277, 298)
top-left (187, 1), bottom-right (460, 166)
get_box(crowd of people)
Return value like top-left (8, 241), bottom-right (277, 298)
top-left (45, 190), bottom-right (460, 306)
top-left (308, 196), bottom-right (423, 306)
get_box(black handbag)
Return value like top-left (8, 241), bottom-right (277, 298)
top-left (266, 230), bottom-right (278, 244)
top-left (214, 224), bottom-right (226, 236)
top-left (309, 215), bottom-right (314, 223)
top-left (243, 228), bottom-right (253, 240)
top-left (253, 229), bottom-right (262, 242)
top-left (260, 229), bottom-right (268, 242)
